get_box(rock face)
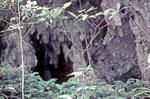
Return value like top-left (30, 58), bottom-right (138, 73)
top-left (0, 0), bottom-right (149, 83)
top-left (90, 15), bottom-right (141, 82)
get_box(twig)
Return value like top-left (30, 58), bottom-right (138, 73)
top-left (79, 0), bottom-right (92, 66)
top-left (82, 5), bottom-right (134, 54)
top-left (23, 23), bottom-right (34, 38)
top-left (82, 21), bottom-right (109, 54)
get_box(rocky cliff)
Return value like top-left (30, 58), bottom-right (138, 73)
top-left (0, 0), bottom-right (149, 83)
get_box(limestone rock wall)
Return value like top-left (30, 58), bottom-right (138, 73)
top-left (0, 0), bottom-right (149, 82)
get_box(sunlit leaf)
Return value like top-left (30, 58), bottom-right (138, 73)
top-left (148, 53), bottom-right (150, 64)
top-left (78, 9), bottom-right (86, 13)
top-left (116, 2), bottom-right (121, 10)
top-left (68, 71), bottom-right (83, 77)
top-left (104, 8), bottom-right (116, 16)
top-left (95, 12), bottom-right (104, 17)
top-left (67, 11), bottom-right (78, 18)
top-left (86, 6), bottom-right (97, 12)
top-left (62, 2), bottom-right (72, 9)
top-left (81, 14), bottom-right (89, 21)
top-left (58, 94), bottom-right (73, 99)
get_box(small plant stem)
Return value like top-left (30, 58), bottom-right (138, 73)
top-left (79, 0), bottom-right (91, 66)
top-left (17, 1), bottom-right (25, 99)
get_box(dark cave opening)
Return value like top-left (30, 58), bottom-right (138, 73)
top-left (0, 20), bottom-right (7, 64)
top-left (56, 45), bottom-right (73, 83)
top-left (30, 31), bottom-right (73, 83)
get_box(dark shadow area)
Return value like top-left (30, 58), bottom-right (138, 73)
top-left (115, 66), bottom-right (142, 82)
top-left (57, 45), bottom-right (73, 83)
top-left (30, 31), bottom-right (73, 83)
top-left (0, 20), bottom-right (7, 64)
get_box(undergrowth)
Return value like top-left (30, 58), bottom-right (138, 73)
top-left (0, 66), bottom-right (150, 99)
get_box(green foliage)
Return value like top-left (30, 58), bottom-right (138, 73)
top-left (20, 0), bottom-right (71, 23)
top-left (0, 0), bottom-right (7, 9)
top-left (0, 66), bottom-right (150, 99)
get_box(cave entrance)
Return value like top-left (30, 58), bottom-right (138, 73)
top-left (30, 31), bottom-right (73, 83)
top-left (0, 19), bottom-right (7, 64)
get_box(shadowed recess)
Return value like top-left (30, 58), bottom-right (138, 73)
top-left (30, 31), bottom-right (73, 83)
